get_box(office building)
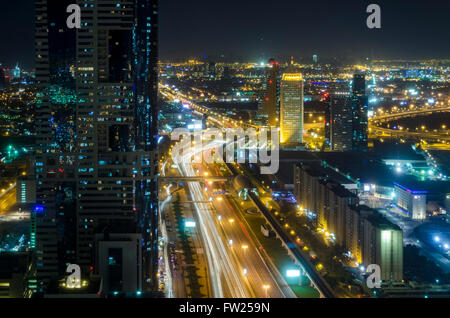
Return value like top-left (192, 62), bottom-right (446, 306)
top-left (260, 58), bottom-right (279, 127)
top-left (394, 183), bottom-right (427, 220)
top-left (34, 0), bottom-right (159, 294)
top-left (351, 206), bottom-right (403, 281)
top-left (17, 176), bottom-right (36, 205)
top-left (95, 232), bottom-right (142, 293)
top-left (325, 75), bottom-right (368, 152)
top-left (324, 93), bottom-right (353, 151)
top-left (280, 73), bottom-right (304, 146)
top-left (351, 73), bottom-right (368, 151)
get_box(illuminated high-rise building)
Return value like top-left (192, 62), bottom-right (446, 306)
top-left (280, 73), bottom-right (304, 146)
top-left (324, 74), bottom-right (368, 152)
top-left (13, 63), bottom-right (21, 79)
top-left (351, 73), bottom-right (368, 151)
top-left (260, 58), bottom-right (279, 127)
top-left (34, 0), bottom-right (159, 295)
top-left (324, 93), bottom-right (353, 151)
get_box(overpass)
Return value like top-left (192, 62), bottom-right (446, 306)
top-left (371, 106), bottom-right (450, 123)
top-left (369, 125), bottom-right (450, 143)
top-left (159, 86), bottom-right (260, 130)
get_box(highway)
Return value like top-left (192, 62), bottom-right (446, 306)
top-left (0, 183), bottom-right (16, 215)
top-left (174, 145), bottom-right (249, 297)
top-left (224, 162), bottom-right (336, 298)
top-left (369, 125), bottom-right (450, 143)
top-left (159, 182), bottom-right (175, 298)
top-left (369, 106), bottom-right (450, 144)
top-left (160, 84), bottom-right (260, 130)
top-left (202, 163), bottom-right (295, 298)
top-left (167, 137), bottom-right (295, 298)
top-left (247, 190), bottom-right (336, 298)
top-left (160, 85), bottom-right (338, 298)
top-left (371, 106), bottom-right (449, 122)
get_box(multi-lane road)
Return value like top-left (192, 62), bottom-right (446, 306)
top-left (161, 137), bottom-right (295, 298)
top-left (159, 84), bottom-right (333, 298)
top-left (0, 183), bottom-right (16, 215)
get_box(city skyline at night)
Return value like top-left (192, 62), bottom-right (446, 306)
top-left (1, 0), bottom-right (450, 70)
top-left (0, 0), bottom-right (450, 306)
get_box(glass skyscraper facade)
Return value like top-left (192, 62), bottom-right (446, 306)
top-left (34, 0), bottom-right (158, 294)
top-left (327, 74), bottom-right (369, 152)
top-left (324, 93), bottom-right (353, 151)
top-left (351, 73), bottom-right (368, 151)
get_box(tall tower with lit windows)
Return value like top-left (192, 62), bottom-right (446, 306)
top-left (260, 58), bottom-right (279, 127)
top-left (34, 0), bottom-right (159, 295)
top-left (280, 72), bottom-right (304, 146)
top-left (351, 73), bottom-right (368, 151)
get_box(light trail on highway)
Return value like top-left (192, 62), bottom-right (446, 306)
top-left (0, 183), bottom-right (17, 215)
top-left (161, 86), bottom-right (325, 298)
top-left (169, 134), bottom-right (296, 298)
top-left (159, 183), bottom-right (174, 298)
top-left (173, 142), bottom-right (250, 297)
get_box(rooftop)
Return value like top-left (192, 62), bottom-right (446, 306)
top-left (281, 73), bottom-right (303, 81)
top-left (353, 205), bottom-right (402, 231)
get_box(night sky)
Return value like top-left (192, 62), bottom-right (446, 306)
top-left (1, 0), bottom-right (449, 69)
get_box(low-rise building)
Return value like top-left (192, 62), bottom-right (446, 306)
top-left (294, 162), bottom-right (404, 281)
top-left (394, 182), bottom-right (427, 220)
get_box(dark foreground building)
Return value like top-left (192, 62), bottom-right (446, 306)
top-left (34, 0), bottom-right (158, 295)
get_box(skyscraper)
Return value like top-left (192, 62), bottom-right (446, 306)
top-left (324, 93), bottom-right (353, 151)
top-left (260, 58), bottom-right (279, 127)
top-left (351, 73), bottom-right (368, 151)
top-left (280, 73), bottom-right (304, 146)
top-left (324, 74), bottom-right (368, 152)
top-left (34, 0), bottom-right (159, 294)
top-left (0, 67), bottom-right (6, 89)
top-left (13, 63), bottom-right (21, 80)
